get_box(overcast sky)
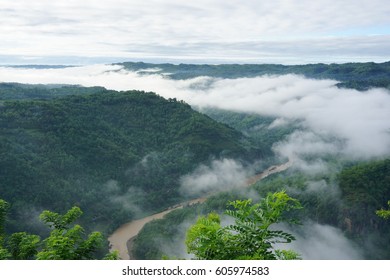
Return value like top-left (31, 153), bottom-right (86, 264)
top-left (1, 0), bottom-right (389, 64)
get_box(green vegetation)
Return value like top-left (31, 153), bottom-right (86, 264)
top-left (0, 87), bottom-right (261, 238)
top-left (133, 191), bottom-right (302, 260)
top-left (1, 63), bottom-right (389, 260)
top-left (0, 199), bottom-right (117, 260)
top-left (336, 159), bottom-right (390, 259)
top-left (253, 160), bottom-right (390, 259)
top-left (186, 191), bottom-right (301, 260)
top-left (199, 108), bottom-right (300, 158)
top-left (133, 159), bottom-right (390, 259)
top-left (132, 192), bottom-right (243, 260)
top-left (377, 201), bottom-right (390, 219)
top-left (338, 159), bottom-right (390, 232)
top-left (119, 61), bottom-right (390, 90)
top-left (0, 200), bottom-right (10, 259)
top-left (0, 83), bottom-right (108, 100)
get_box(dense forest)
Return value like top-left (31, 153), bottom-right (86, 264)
top-left (0, 87), bottom-right (262, 241)
top-left (0, 83), bottom-right (108, 100)
top-left (118, 61), bottom-right (390, 90)
top-left (133, 159), bottom-right (390, 260)
top-left (1, 60), bottom-right (389, 260)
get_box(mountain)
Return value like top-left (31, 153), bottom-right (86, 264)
top-left (0, 87), bottom-right (262, 235)
top-left (118, 61), bottom-right (390, 90)
top-left (133, 159), bottom-right (390, 260)
top-left (0, 83), bottom-right (108, 101)
top-left (1, 61), bottom-right (389, 260)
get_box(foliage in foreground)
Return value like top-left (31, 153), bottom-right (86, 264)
top-left (185, 191), bottom-right (302, 260)
top-left (0, 199), bottom-right (118, 260)
top-left (377, 201), bottom-right (390, 220)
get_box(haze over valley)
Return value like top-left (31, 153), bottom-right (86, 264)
top-left (1, 0), bottom-right (389, 261)
top-left (0, 62), bottom-right (389, 259)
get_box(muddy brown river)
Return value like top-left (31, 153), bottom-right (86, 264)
top-left (108, 160), bottom-right (292, 259)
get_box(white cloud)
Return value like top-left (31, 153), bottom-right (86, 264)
top-left (179, 159), bottom-right (251, 197)
top-left (106, 179), bottom-right (144, 216)
top-left (181, 75), bottom-right (390, 160)
top-left (0, 64), bottom-right (389, 161)
top-left (268, 118), bottom-right (289, 129)
top-left (0, 0), bottom-right (389, 63)
top-left (277, 222), bottom-right (363, 259)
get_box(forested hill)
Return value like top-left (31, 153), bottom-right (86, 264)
top-left (118, 61), bottom-right (390, 91)
top-left (0, 89), bottom-right (261, 235)
top-left (132, 158), bottom-right (390, 260)
top-left (0, 83), bottom-right (108, 101)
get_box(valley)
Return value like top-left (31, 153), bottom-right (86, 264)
top-left (108, 158), bottom-right (292, 259)
top-left (0, 61), bottom-right (389, 260)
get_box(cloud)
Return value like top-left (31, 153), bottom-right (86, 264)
top-left (277, 222), bottom-right (363, 259)
top-left (105, 180), bottom-right (144, 216)
top-left (1, 0), bottom-right (389, 63)
top-left (157, 219), bottom-right (196, 259)
top-left (1, 64), bottom-right (387, 260)
top-left (271, 131), bottom-right (341, 174)
top-left (273, 131), bottom-right (341, 158)
top-left (268, 118), bottom-right (290, 129)
top-left (274, 179), bottom-right (359, 260)
top-left (182, 75), bottom-right (390, 161)
top-left (14, 205), bottom-right (48, 234)
top-left (179, 159), bottom-right (252, 197)
top-left (305, 180), bottom-right (341, 197)
top-left (159, 207), bottom-right (362, 260)
top-left (1, 64), bottom-right (389, 162)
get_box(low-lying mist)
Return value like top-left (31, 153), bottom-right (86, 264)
top-left (275, 222), bottom-right (363, 259)
top-left (2, 64), bottom-right (388, 164)
top-left (179, 158), bottom-right (252, 197)
top-left (148, 212), bottom-right (363, 260)
top-left (2, 64), bottom-right (389, 260)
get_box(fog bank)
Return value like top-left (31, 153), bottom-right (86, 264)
top-left (1, 64), bottom-right (389, 162)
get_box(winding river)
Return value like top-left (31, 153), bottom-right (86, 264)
top-left (108, 159), bottom-right (292, 260)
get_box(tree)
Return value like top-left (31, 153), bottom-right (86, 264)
top-left (37, 206), bottom-right (105, 260)
top-left (376, 200), bottom-right (390, 219)
top-left (0, 199), bottom-right (118, 260)
top-left (1, 200), bottom-right (42, 260)
top-left (186, 191), bottom-right (301, 260)
top-left (0, 199), bottom-right (11, 259)
top-left (7, 232), bottom-right (40, 260)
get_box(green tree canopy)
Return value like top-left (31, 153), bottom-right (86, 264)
top-left (0, 199), bottom-right (11, 259)
top-left (37, 206), bottom-right (104, 260)
top-left (185, 191), bottom-right (302, 260)
top-left (0, 199), bottom-right (118, 260)
top-left (376, 200), bottom-right (390, 219)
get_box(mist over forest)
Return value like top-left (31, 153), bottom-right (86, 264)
top-left (0, 61), bottom-right (389, 260)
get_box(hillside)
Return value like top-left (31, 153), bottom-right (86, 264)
top-left (0, 88), bottom-right (262, 236)
top-left (1, 62), bottom-right (389, 260)
top-left (133, 159), bottom-right (390, 259)
top-left (0, 83), bottom-right (108, 101)
top-left (118, 61), bottom-right (390, 90)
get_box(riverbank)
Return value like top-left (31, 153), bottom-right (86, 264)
top-left (108, 160), bottom-right (292, 259)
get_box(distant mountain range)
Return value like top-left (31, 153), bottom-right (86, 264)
top-left (117, 61), bottom-right (390, 90)
top-left (0, 61), bottom-right (389, 259)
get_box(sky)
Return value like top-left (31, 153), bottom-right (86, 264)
top-left (1, 0), bottom-right (390, 64)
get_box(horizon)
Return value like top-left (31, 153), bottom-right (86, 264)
top-left (1, 59), bottom-right (390, 68)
